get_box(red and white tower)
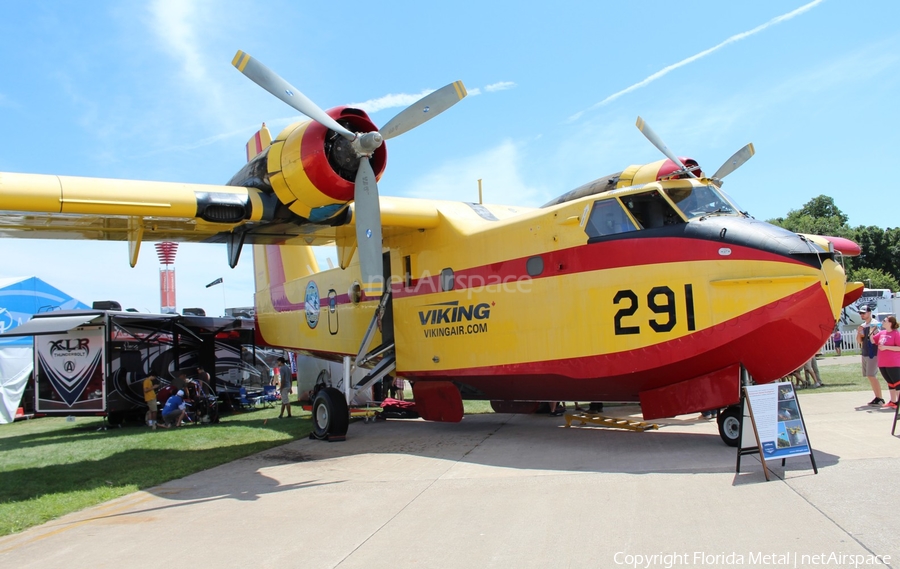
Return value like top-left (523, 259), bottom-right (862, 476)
top-left (154, 242), bottom-right (179, 314)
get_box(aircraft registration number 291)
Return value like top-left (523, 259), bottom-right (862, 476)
top-left (613, 284), bottom-right (696, 335)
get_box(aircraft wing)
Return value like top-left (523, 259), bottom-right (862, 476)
top-left (0, 171), bottom-right (259, 242)
top-left (0, 171), bottom-right (279, 267)
top-left (0, 170), bottom-right (444, 267)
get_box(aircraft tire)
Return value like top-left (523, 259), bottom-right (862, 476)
top-left (312, 387), bottom-right (349, 440)
top-left (717, 406), bottom-right (741, 447)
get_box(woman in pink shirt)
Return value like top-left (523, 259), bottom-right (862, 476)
top-left (872, 316), bottom-right (900, 409)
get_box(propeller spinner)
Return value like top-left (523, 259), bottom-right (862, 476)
top-left (232, 50), bottom-right (467, 296)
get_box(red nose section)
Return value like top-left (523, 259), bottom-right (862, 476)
top-left (819, 235), bottom-right (861, 257)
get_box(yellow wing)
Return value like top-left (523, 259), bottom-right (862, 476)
top-left (0, 168), bottom-right (448, 268)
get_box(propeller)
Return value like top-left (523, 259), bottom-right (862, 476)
top-left (380, 81), bottom-right (468, 140)
top-left (635, 116), bottom-right (697, 178)
top-left (232, 50), bottom-right (467, 296)
top-left (711, 143), bottom-right (755, 182)
top-left (233, 51), bottom-right (357, 141)
top-left (635, 116), bottom-right (754, 183)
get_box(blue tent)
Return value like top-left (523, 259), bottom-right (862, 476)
top-left (0, 277), bottom-right (89, 423)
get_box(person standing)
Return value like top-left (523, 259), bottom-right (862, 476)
top-left (142, 374), bottom-right (160, 430)
top-left (832, 326), bottom-right (843, 356)
top-left (393, 375), bottom-right (406, 401)
top-left (277, 357), bottom-right (293, 418)
top-left (857, 306), bottom-right (884, 406)
top-left (872, 316), bottom-right (900, 409)
top-left (196, 365), bottom-right (214, 392)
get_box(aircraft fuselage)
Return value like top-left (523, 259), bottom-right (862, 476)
top-left (253, 178), bottom-right (846, 420)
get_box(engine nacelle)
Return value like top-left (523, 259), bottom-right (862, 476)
top-left (266, 106), bottom-right (387, 223)
top-left (617, 157), bottom-right (702, 188)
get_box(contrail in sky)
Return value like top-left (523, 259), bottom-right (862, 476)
top-left (569, 0), bottom-right (825, 121)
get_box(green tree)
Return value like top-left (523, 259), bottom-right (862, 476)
top-left (853, 226), bottom-right (888, 273)
top-left (768, 195), bottom-right (853, 238)
top-left (798, 195), bottom-right (849, 225)
top-left (848, 267), bottom-right (899, 291)
top-left (769, 195), bottom-right (900, 286)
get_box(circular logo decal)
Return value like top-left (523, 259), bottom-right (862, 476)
top-left (305, 281), bottom-right (320, 329)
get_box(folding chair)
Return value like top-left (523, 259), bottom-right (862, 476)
top-left (256, 385), bottom-right (278, 408)
top-left (236, 386), bottom-right (254, 410)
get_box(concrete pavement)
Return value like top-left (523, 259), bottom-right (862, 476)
top-left (1, 390), bottom-right (897, 569)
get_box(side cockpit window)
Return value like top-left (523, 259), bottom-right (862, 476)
top-left (622, 190), bottom-right (682, 229)
top-left (585, 199), bottom-right (637, 239)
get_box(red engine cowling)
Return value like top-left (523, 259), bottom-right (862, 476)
top-left (266, 106), bottom-right (387, 222)
top-left (616, 157), bottom-right (702, 188)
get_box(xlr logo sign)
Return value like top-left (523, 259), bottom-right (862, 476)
top-left (49, 338), bottom-right (90, 357)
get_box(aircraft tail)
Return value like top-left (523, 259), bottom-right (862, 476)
top-left (253, 244), bottom-right (321, 299)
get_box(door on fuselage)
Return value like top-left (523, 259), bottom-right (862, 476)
top-left (381, 251), bottom-right (395, 345)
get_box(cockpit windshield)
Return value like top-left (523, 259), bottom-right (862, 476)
top-left (665, 184), bottom-right (738, 219)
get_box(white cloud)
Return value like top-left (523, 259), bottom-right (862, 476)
top-left (400, 140), bottom-right (545, 206)
top-left (349, 81), bottom-right (514, 114)
top-left (485, 81), bottom-right (516, 93)
top-left (146, 0), bottom-right (230, 125)
top-left (569, 0), bottom-right (826, 121)
top-left (349, 89), bottom-right (437, 114)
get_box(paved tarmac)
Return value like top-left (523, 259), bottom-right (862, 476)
top-left (1, 390), bottom-right (897, 569)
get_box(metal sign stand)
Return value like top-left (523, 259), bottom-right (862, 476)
top-left (736, 382), bottom-right (817, 481)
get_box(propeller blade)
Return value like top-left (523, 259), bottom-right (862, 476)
top-left (711, 143), bottom-right (755, 180)
top-left (232, 50), bottom-right (357, 141)
top-left (379, 81), bottom-right (468, 140)
top-left (635, 116), bottom-right (697, 178)
top-left (354, 158), bottom-right (384, 296)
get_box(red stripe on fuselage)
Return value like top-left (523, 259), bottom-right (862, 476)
top-left (264, 246), bottom-right (357, 312)
top-left (401, 282), bottom-right (832, 405)
top-left (392, 237), bottom-right (806, 299)
top-left (265, 236), bottom-right (809, 311)
top-left (266, 246), bottom-right (304, 311)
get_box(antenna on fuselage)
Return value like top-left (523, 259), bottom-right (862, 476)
top-left (478, 179), bottom-right (483, 205)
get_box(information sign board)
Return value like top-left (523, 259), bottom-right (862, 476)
top-left (745, 382), bottom-right (810, 460)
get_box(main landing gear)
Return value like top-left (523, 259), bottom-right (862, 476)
top-left (311, 387), bottom-right (349, 442)
top-left (717, 405), bottom-right (741, 447)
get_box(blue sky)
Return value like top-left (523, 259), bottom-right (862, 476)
top-left (1, 0), bottom-right (898, 315)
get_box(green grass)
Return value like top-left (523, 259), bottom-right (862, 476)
top-left (803, 361), bottom-right (871, 394)
top-left (0, 404), bottom-right (313, 537)
top-left (0, 364), bottom-right (871, 537)
top-left (462, 400), bottom-right (495, 414)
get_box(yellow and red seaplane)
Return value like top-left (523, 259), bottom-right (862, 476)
top-left (0, 51), bottom-right (861, 444)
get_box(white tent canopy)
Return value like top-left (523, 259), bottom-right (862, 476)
top-left (0, 277), bottom-right (89, 423)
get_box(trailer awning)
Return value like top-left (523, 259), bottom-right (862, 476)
top-left (0, 314), bottom-right (102, 337)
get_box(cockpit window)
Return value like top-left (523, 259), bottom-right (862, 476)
top-left (621, 190), bottom-right (683, 229)
top-left (666, 184), bottom-right (736, 219)
top-left (584, 199), bottom-right (637, 239)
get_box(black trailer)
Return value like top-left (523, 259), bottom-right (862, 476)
top-left (1, 310), bottom-right (273, 424)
